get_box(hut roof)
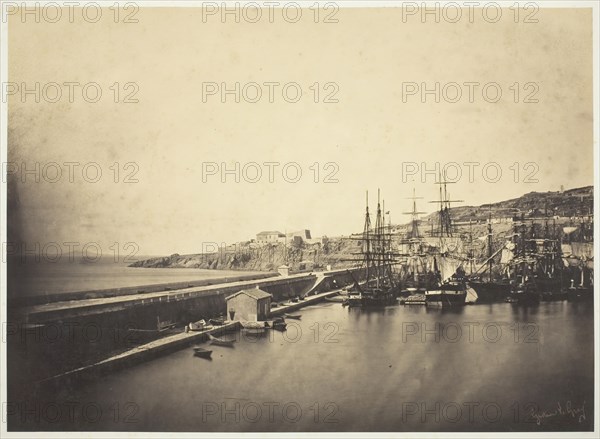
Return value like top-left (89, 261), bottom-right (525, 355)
top-left (226, 288), bottom-right (272, 301)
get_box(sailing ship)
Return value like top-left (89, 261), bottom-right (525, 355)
top-left (505, 218), bottom-right (543, 304)
top-left (506, 211), bottom-right (568, 304)
top-left (346, 190), bottom-right (400, 307)
top-left (563, 214), bottom-right (594, 301)
top-left (424, 177), bottom-right (468, 307)
top-left (398, 189), bottom-right (439, 296)
top-left (468, 213), bottom-right (511, 302)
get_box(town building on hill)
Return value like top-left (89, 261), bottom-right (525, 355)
top-left (256, 231), bottom-right (285, 244)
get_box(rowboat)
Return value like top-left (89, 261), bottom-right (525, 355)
top-left (267, 317), bottom-right (287, 331)
top-left (272, 322), bottom-right (287, 331)
top-left (284, 313), bottom-right (301, 320)
top-left (188, 320), bottom-right (214, 332)
top-left (208, 334), bottom-right (235, 347)
top-left (240, 320), bottom-right (266, 329)
top-left (193, 347), bottom-right (213, 359)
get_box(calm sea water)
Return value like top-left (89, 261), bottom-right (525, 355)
top-left (20, 300), bottom-right (595, 432)
top-left (8, 257), bottom-right (259, 297)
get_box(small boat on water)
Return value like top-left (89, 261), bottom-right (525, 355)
top-left (208, 334), bottom-right (235, 347)
top-left (240, 320), bottom-right (268, 335)
top-left (324, 296), bottom-right (344, 303)
top-left (209, 317), bottom-right (226, 326)
top-left (270, 322), bottom-right (287, 331)
top-left (188, 320), bottom-right (213, 332)
top-left (267, 317), bottom-right (287, 331)
top-left (284, 313), bottom-right (301, 320)
top-left (193, 347), bottom-right (213, 359)
top-left (242, 327), bottom-right (267, 335)
top-left (240, 320), bottom-right (266, 329)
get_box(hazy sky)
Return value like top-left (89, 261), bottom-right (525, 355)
top-left (7, 6), bottom-right (594, 255)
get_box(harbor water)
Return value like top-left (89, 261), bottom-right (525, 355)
top-left (14, 300), bottom-right (594, 432)
top-left (8, 257), bottom-right (260, 297)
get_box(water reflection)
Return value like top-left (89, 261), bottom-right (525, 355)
top-left (10, 301), bottom-right (594, 432)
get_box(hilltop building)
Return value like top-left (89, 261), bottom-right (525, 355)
top-left (256, 231), bottom-right (285, 244)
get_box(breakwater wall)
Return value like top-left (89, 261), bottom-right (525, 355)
top-left (9, 268), bottom-right (364, 382)
top-left (11, 271), bottom-right (279, 308)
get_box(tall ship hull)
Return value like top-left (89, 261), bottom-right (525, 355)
top-left (425, 281), bottom-right (467, 307)
top-left (506, 283), bottom-right (540, 305)
top-left (566, 286), bottom-right (594, 301)
top-left (469, 280), bottom-right (510, 303)
top-left (347, 287), bottom-right (398, 307)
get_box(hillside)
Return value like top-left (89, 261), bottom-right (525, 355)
top-left (130, 186), bottom-right (593, 271)
top-left (129, 238), bottom-right (360, 271)
top-left (436, 186), bottom-right (593, 223)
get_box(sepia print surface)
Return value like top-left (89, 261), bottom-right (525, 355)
top-left (1, 1), bottom-right (598, 437)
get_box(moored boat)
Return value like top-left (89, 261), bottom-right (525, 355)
top-left (269, 319), bottom-right (287, 331)
top-left (193, 347), bottom-right (213, 359)
top-left (208, 334), bottom-right (235, 347)
top-left (240, 320), bottom-right (268, 335)
top-left (239, 320), bottom-right (266, 329)
top-left (566, 286), bottom-right (594, 301)
top-left (506, 282), bottom-right (540, 305)
top-left (345, 190), bottom-right (400, 308)
top-left (425, 279), bottom-right (467, 307)
top-left (423, 176), bottom-right (468, 308)
top-left (347, 287), bottom-right (398, 307)
top-left (469, 280), bottom-right (511, 303)
top-left (284, 313), bottom-right (301, 320)
top-left (188, 320), bottom-right (213, 332)
top-left (208, 317), bottom-right (226, 326)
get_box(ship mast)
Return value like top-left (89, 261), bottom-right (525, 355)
top-left (467, 219), bottom-right (476, 274)
top-left (363, 191), bottom-right (372, 283)
top-left (403, 188), bottom-right (426, 282)
top-left (404, 188), bottom-right (425, 241)
top-left (375, 189), bottom-right (383, 288)
top-left (487, 209), bottom-right (493, 282)
top-left (429, 172), bottom-right (463, 245)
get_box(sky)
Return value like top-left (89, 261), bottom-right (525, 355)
top-left (7, 6), bottom-right (594, 256)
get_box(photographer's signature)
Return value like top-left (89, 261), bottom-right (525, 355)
top-left (530, 401), bottom-right (586, 426)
